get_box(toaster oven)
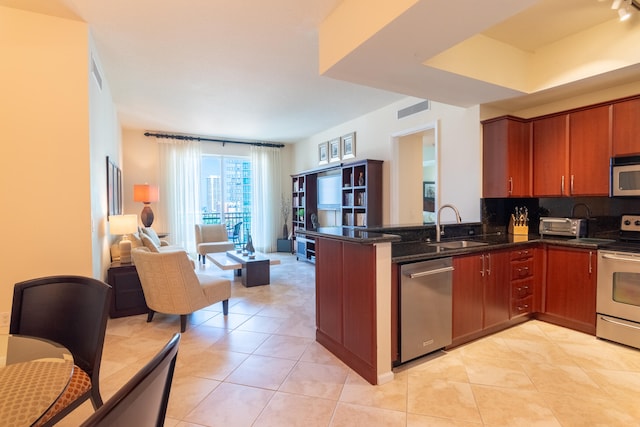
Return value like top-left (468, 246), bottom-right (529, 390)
top-left (539, 217), bottom-right (587, 238)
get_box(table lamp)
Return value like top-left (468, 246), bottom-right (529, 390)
top-left (109, 214), bottom-right (138, 263)
top-left (133, 184), bottom-right (159, 227)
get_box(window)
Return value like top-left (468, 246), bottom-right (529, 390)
top-left (201, 155), bottom-right (251, 244)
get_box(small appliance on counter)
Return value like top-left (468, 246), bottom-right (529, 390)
top-left (539, 217), bottom-right (587, 238)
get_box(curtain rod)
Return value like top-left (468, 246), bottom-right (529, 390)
top-left (144, 132), bottom-right (285, 148)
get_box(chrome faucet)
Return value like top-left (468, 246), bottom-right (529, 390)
top-left (571, 202), bottom-right (592, 219)
top-left (436, 204), bottom-right (462, 242)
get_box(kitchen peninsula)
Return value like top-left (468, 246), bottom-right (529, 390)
top-left (304, 227), bottom-right (400, 385)
top-left (309, 222), bottom-right (619, 385)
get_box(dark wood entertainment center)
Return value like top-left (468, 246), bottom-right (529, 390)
top-left (291, 159), bottom-right (383, 263)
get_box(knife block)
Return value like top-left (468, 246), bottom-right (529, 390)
top-left (508, 217), bottom-right (528, 236)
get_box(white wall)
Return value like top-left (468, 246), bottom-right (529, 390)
top-left (293, 97), bottom-right (482, 226)
top-left (89, 39), bottom-right (122, 280)
top-left (0, 7), bottom-right (115, 315)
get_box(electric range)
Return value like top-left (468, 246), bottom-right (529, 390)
top-left (596, 214), bottom-right (640, 350)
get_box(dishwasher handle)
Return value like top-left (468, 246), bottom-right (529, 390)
top-left (406, 266), bottom-right (454, 279)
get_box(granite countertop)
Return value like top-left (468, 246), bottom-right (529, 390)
top-left (391, 233), bottom-right (615, 264)
top-left (300, 227), bottom-right (402, 244)
top-left (298, 225), bottom-right (617, 259)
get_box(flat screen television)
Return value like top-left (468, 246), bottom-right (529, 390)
top-left (317, 174), bottom-right (341, 210)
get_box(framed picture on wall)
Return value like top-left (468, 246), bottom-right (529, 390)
top-left (424, 181), bottom-right (435, 199)
top-left (329, 138), bottom-right (340, 163)
top-left (106, 156), bottom-right (122, 217)
top-left (341, 132), bottom-right (356, 160)
top-left (423, 181), bottom-right (435, 212)
top-left (318, 141), bottom-right (328, 165)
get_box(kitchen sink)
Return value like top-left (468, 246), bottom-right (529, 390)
top-left (428, 240), bottom-right (489, 250)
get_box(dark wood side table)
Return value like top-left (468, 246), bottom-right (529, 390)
top-left (107, 262), bottom-right (149, 318)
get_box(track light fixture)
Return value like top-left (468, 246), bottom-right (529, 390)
top-left (611, 0), bottom-right (640, 21)
top-left (619, 3), bottom-right (632, 20)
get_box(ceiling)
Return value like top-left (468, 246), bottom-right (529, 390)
top-left (1, 0), bottom-right (637, 143)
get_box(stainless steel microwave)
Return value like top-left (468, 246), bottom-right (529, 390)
top-left (611, 155), bottom-right (640, 197)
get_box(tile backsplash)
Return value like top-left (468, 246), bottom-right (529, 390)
top-left (482, 196), bottom-right (640, 237)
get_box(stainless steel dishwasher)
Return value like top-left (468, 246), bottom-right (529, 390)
top-left (400, 257), bottom-right (453, 363)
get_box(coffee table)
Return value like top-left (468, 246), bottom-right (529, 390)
top-left (208, 251), bottom-right (281, 287)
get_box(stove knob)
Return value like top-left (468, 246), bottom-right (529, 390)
top-left (635, 220), bottom-right (640, 226)
top-left (625, 219), bottom-right (631, 226)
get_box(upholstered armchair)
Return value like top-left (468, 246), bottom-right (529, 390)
top-left (132, 248), bottom-right (231, 332)
top-left (194, 224), bottom-right (235, 264)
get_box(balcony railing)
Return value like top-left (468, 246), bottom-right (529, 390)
top-left (201, 212), bottom-right (251, 246)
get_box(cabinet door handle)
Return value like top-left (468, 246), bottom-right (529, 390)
top-left (561, 175), bottom-right (565, 194)
top-left (589, 251), bottom-right (593, 274)
top-left (480, 254), bottom-right (485, 277)
top-left (508, 177), bottom-right (513, 195)
top-left (486, 253), bottom-right (491, 276)
top-left (570, 175), bottom-right (574, 195)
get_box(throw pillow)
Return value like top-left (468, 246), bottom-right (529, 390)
top-left (140, 234), bottom-right (160, 252)
top-left (142, 227), bottom-right (162, 246)
top-left (130, 232), bottom-right (143, 248)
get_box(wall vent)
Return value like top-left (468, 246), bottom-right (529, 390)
top-left (91, 54), bottom-right (103, 91)
top-left (397, 100), bottom-right (430, 119)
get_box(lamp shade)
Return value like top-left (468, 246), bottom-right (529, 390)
top-left (133, 184), bottom-right (159, 203)
top-left (109, 214), bottom-right (138, 235)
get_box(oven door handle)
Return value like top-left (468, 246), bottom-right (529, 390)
top-left (601, 253), bottom-right (640, 263)
top-left (599, 315), bottom-right (640, 331)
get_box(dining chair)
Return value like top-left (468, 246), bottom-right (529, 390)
top-left (10, 275), bottom-right (112, 427)
top-left (79, 333), bottom-right (180, 427)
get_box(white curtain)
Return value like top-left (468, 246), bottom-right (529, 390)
top-left (157, 140), bottom-right (201, 253)
top-left (250, 146), bottom-right (281, 252)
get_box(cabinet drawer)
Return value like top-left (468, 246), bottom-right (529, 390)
top-left (510, 248), bottom-right (533, 261)
top-left (511, 278), bottom-right (533, 299)
top-left (511, 295), bottom-right (533, 317)
top-left (511, 259), bottom-right (533, 280)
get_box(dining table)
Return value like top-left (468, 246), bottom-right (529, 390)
top-left (0, 334), bottom-right (74, 427)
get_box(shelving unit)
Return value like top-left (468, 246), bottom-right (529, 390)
top-left (292, 173), bottom-right (317, 263)
top-left (341, 159), bottom-right (382, 228)
top-left (292, 159), bottom-right (382, 263)
top-left (291, 174), bottom-right (305, 237)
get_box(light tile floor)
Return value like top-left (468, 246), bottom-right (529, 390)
top-left (59, 253), bottom-right (640, 426)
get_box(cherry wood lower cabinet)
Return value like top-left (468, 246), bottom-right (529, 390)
top-left (315, 237), bottom-right (377, 384)
top-left (540, 245), bottom-right (597, 334)
top-left (509, 246), bottom-right (540, 318)
top-left (451, 249), bottom-right (511, 346)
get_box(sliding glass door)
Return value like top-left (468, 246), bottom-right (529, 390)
top-left (200, 155), bottom-right (251, 245)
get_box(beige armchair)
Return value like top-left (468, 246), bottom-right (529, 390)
top-left (132, 248), bottom-right (231, 332)
top-left (194, 224), bottom-right (235, 264)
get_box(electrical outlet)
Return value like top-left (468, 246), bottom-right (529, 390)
top-left (0, 311), bottom-right (9, 328)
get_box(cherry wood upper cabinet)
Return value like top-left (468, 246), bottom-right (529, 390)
top-left (568, 105), bottom-right (611, 196)
top-left (482, 117), bottom-right (531, 198)
top-left (532, 114), bottom-right (569, 197)
top-left (612, 97), bottom-right (640, 156)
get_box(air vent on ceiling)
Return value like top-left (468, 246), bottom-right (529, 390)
top-left (91, 54), bottom-right (103, 91)
top-left (397, 100), bottom-right (430, 119)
